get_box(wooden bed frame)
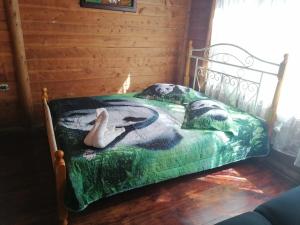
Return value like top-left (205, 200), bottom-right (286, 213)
top-left (42, 41), bottom-right (288, 225)
top-left (42, 89), bottom-right (68, 225)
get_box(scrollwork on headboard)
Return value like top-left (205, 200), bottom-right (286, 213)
top-left (184, 41), bottom-right (287, 125)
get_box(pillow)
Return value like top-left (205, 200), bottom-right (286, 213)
top-left (182, 99), bottom-right (238, 135)
top-left (135, 83), bottom-right (206, 105)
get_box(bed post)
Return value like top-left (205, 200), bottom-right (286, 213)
top-left (55, 150), bottom-right (68, 225)
top-left (184, 40), bottom-right (193, 87)
top-left (269, 54), bottom-right (289, 137)
top-left (42, 88), bottom-right (68, 225)
top-left (42, 87), bottom-right (49, 102)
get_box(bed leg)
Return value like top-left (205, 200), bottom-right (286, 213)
top-left (55, 150), bottom-right (68, 225)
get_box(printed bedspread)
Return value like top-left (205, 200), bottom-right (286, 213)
top-left (49, 93), bottom-right (269, 211)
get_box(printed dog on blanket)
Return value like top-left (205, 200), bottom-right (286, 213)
top-left (149, 83), bottom-right (190, 97)
top-left (58, 99), bottom-right (182, 150)
top-left (189, 99), bottom-right (229, 121)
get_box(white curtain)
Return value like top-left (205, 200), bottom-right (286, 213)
top-left (211, 0), bottom-right (300, 167)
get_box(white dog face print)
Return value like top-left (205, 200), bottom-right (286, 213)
top-left (189, 100), bottom-right (228, 121)
top-left (154, 84), bottom-right (176, 95)
top-left (57, 99), bottom-right (183, 151)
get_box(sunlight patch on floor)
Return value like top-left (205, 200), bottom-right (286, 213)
top-left (155, 190), bottom-right (173, 203)
top-left (198, 168), bottom-right (264, 194)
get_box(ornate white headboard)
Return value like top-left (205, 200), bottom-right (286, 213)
top-left (184, 41), bottom-right (288, 133)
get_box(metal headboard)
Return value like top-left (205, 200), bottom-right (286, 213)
top-left (184, 41), bottom-right (288, 125)
top-left (184, 41), bottom-right (288, 134)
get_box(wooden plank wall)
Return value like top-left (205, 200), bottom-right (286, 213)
top-left (0, 0), bottom-right (214, 128)
top-left (188, 0), bottom-right (214, 49)
top-left (184, 0), bottom-right (214, 87)
top-left (17, 0), bottom-right (191, 122)
top-left (0, 0), bottom-right (21, 127)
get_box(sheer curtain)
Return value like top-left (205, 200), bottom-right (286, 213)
top-left (210, 0), bottom-right (300, 166)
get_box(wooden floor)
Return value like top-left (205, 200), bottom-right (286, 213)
top-left (0, 129), bottom-right (298, 225)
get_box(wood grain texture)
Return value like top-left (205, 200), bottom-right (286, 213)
top-left (55, 150), bottom-right (68, 225)
top-left (16, 0), bottom-right (191, 125)
top-left (0, 0), bottom-right (20, 128)
top-left (176, 0), bottom-right (191, 85)
top-left (1, 0), bottom-right (214, 128)
top-left (0, 130), bottom-right (297, 225)
top-left (5, 0), bottom-right (33, 126)
top-left (269, 54), bottom-right (289, 136)
top-left (182, 0), bottom-right (215, 87)
top-left (188, 0), bottom-right (214, 49)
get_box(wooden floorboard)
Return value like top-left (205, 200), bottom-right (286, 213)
top-left (0, 129), bottom-right (298, 225)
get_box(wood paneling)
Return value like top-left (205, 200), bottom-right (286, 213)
top-left (17, 0), bottom-right (191, 124)
top-left (188, 0), bottom-right (215, 49)
top-left (184, 0), bottom-right (215, 87)
top-left (1, 0), bottom-right (214, 128)
top-left (0, 0), bottom-right (20, 128)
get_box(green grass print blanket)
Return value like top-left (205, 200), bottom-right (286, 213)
top-left (49, 93), bottom-right (269, 211)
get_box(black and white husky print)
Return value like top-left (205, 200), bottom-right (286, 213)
top-left (188, 99), bottom-right (228, 121)
top-left (56, 99), bottom-right (182, 150)
top-left (142, 83), bottom-right (190, 97)
top-left (135, 83), bottom-right (209, 105)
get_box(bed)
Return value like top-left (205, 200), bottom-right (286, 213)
top-left (42, 41), bottom-right (288, 225)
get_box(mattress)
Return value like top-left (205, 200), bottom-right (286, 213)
top-left (49, 93), bottom-right (269, 211)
